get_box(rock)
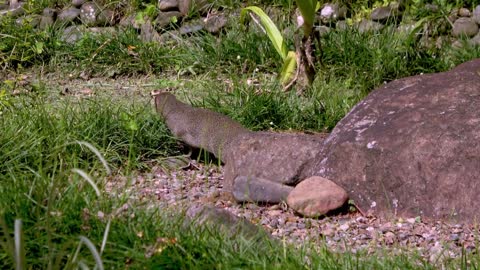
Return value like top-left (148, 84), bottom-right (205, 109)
top-left (39, 8), bottom-right (56, 29)
top-left (178, 0), bottom-right (191, 16)
top-left (370, 6), bottom-right (400, 23)
top-left (458, 7), bottom-right (471, 17)
top-left (158, 0), bottom-right (178, 12)
top-left (184, 204), bottom-right (270, 239)
top-left (0, 1), bottom-right (24, 17)
top-left (61, 25), bottom-right (86, 43)
top-left (452, 17), bottom-right (479, 38)
top-left (287, 176), bottom-right (348, 217)
top-left (356, 19), bottom-right (384, 33)
top-left (178, 22), bottom-right (203, 35)
top-left (473, 5), bottom-right (480, 25)
top-left (469, 32), bottom-right (480, 46)
top-left (306, 59), bottom-right (480, 222)
top-left (15, 15), bottom-right (40, 27)
top-left (336, 20), bottom-right (348, 30)
top-left (119, 14), bottom-right (141, 29)
top-left (232, 175), bottom-right (294, 203)
top-left (425, 4), bottom-right (439, 13)
top-left (72, 0), bottom-right (86, 8)
top-left (318, 3), bottom-right (347, 24)
top-left (203, 14), bottom-right (227, 34)
top-left (80, 2), bottom-right (101, 26)
top-left (39, 15), bottom-right (54, 29)
top-left (155, 11), bottom-right (181, 28)
top-left (57, 7), bottom-right (80, 24)
top-left (140, 19), bottom-right (161, 42)
top-left (96, 8), bottom-right (115, 26)
top-left (315, 25), bottom-right (331, 37)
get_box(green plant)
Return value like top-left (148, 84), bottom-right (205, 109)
top-left (241, 0), bottom-right (320, 93)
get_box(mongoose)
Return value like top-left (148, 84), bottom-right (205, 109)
top-left (154, 92), bottom-right (250, 161)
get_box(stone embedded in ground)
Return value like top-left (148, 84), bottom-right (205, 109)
top-left (72, 0), bottom-right (86, 8)
top-left (318, 3), bottom-right (347, 24)
top-left (458, 7), bottom-right (471, 17)
top-left (315, 25), bottom-right (331, 37)
top-left (287, 176), bottom-right (348, 217)
top-left (305, 58), bottom-right (480, 222)
top-left (158, 0), bottom-right (179, 12)
top-left (178, 0), bottom-right (191, 16)
top-left (203, 14), bottom-right (227, 34)
top-left (178, 21), bottom-right (203, 35)
top-left (370, 6), bottom-right (401, 23)
top-left (0, 1), bottom-right (24, 17)
top-left (469, 32), bottom-right (480, 46)
top-left (155, 11), bottom-right (182, 28)
top-left (57, 7), bottom-right (81, 24)
top-left (184, 204), bottom-right (269, 239)
top-left (80, 2), bottom-right (100, 26)
top-left (356, 19), bottom-right (384, 33)
top-left (452, 17), bottom-right (479, 38)
top-left (61, 25), bottom-right (86, 43)
top-left (140, 19), bottom-right (162, 42)
top-left (473, 5), bottom-right (480, 25)
top-left (96, 8), bottom-right (115, 26)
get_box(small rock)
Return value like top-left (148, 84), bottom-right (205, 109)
top-left (458, 7), bottom-right (471, 17)
top-left (473, 5), bottom-right (480, 25)
top-left (356, 19), bottom-right (384, 33)
top-left (140, 19), bottom-right (162, 42)
top-left (370, 6), bottom-right (400, 23)
top-left (287, 176), bottom-right (348, 217)
top-left (339, 223), bottom-right (349, 231)
top-left (97, 9), bottom-right (115, 26)
top-left (178, 22), bottom-right (203, 35)
top-left (384, 231), bottom-right (396, 244)
top-left (80, 2), bottom-right (101, 26)
top-left (315, 25), bottom-right (331, 37)
top-left (178, 0), bottom-right (191, 16)
top-left (72, 0), bottom-right (86, 8)
top-left (203, 14), bottom-right (227, 34)
top-left (155, 11), bottom-right (182, 28)
top-left (468, 32), bottom-right (480, 46)
top-left (15, 15), bottom-right (40, 27)
top-left (158, 0), bottom-right (178, 12)
top-left (425, 4), bottom-right (439, 13)
top-left (318, 3), bottom-right (347, 24)
top-left (119, 14), bottom-right (141, 29)
top-left (452, 17), bottom-right (479, 38)
top-left (336, 20), bottom-right (348, 30)
top-left (57, 7), bottom-right (81, 24)
top-left (184, 205), bottom-right (269, 239)
top-left (61, 25), bottom-right (86, 43)
top-left (1, 1), bottom-right (25, 17)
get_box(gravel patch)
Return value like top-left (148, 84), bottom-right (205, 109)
top-left (106, 160), bottom-right (480, 262)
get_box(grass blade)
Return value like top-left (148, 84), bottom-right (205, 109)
top-left (71, 169), bottom-right (101, 197)
top-left (75, 141), bottom-right (111, 175)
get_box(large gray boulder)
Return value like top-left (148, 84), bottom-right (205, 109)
top-left (306, 58), bottom-right (480, 222)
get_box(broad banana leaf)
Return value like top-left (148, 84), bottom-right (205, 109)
top-left (241, 6), bottom-right (288, 60)
top-left (280, 51), bottom-right (297, 85)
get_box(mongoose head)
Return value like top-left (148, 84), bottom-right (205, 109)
top-left (152, 91), bottom-right (178, 116)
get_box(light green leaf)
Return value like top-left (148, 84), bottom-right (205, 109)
top-left (296, 0), bottom-right (317, 36)
top-left (34, 41), bottom-right (44, 54)
top-left (241, 6), bottom-right (287, 60)
top-left (280, 51), bottom-right (297, 85)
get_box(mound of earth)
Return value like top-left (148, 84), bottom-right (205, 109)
top-left (306, 58), bottom-right (480, 222)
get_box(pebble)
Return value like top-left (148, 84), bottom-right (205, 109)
top-left (105, 163), bottom-right (480, 260)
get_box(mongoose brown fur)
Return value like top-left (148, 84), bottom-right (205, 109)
top-left (154, 92), bottom-right (250, 161)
